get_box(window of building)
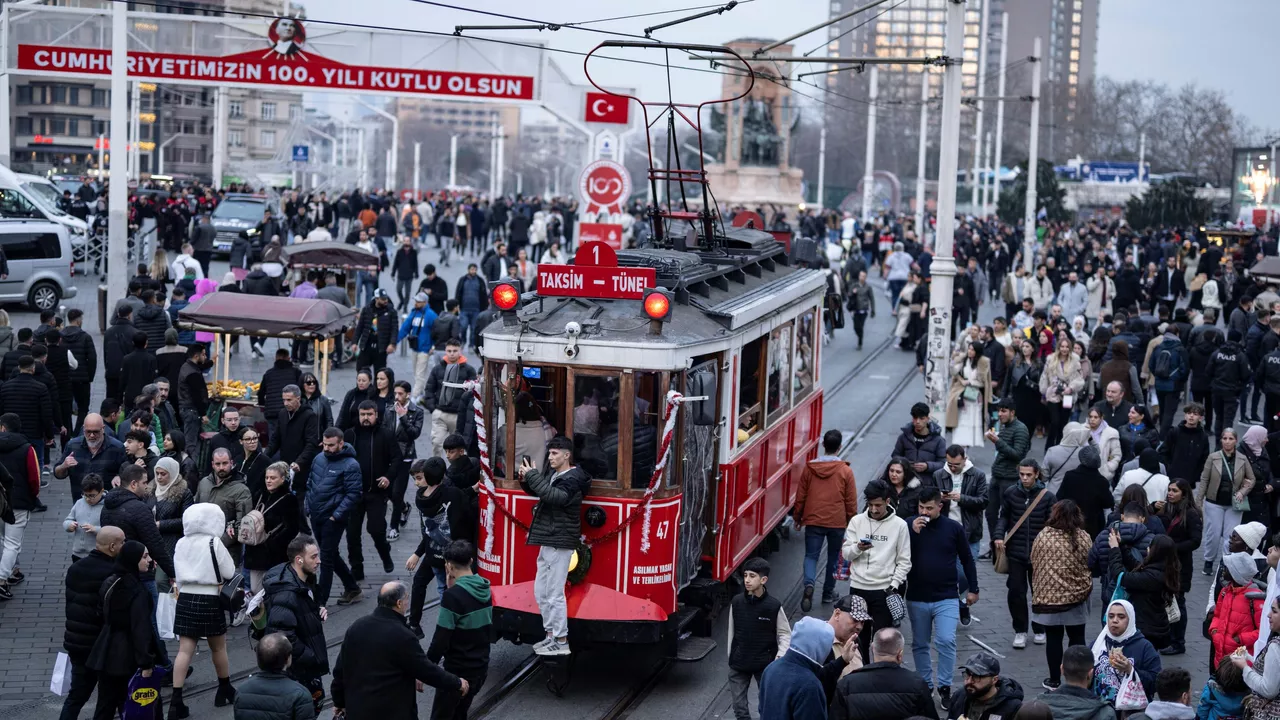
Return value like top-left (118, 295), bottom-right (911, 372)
top-left (1070, 49), bottom-right (1079, 61)
top-left (68, 88), bottom-right (80, 106)
top-left (16, 86), bottom-right (32, 105)
top-left (93, 89), bottom-right (109, 107)
top-left (1072, 24), bottom-right (1080, 35)
top-left (737, 335), bottom-right (766, 439)
top-left (1072, 12), bottom-right (1081, 23)
top-left (1069, 73), bottom-right (1077, 85)
top-left (51, 117), bottom-right (66, 134)
top-left (53, 86), bottom-right (67, 104)
top-left (289, 104), bottom-right (301, 121)
top-left (229, 100), bottom-right (244, 118)
top-left (16, 117), bottom-right (31, 134)
top-left (260, 129), bottom-right (276, 148)
top-left (229, 129), bottom-right (244, 146)
top-left (261, 102), bottom-right (276, 120)
top-left (68, 119), bottom-right (80, 136)
top-left (92, 119), bottom-right (107, 135)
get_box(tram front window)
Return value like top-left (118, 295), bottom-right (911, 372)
top-left (490, 362), bottom-right (566, 479)
top-left (572, 375), bottom-right (620, 481)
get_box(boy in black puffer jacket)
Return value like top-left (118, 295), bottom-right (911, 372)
top-left (406, 457), bottom-right (466, 637)
top-left (427, 540), bottom-right (493, 720)
top-left (994, 458), bottom-right (1054, 649)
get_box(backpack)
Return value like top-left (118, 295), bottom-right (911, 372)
top-left (237, 495), bottom-right (288, 546)
top-left (1151, 345), bottom-right (1179, 380)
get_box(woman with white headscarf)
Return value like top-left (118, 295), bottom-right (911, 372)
top-left (151, 456), bottom-right (193, 588)
top-left (1090, 599), bottom-right (1162, 706)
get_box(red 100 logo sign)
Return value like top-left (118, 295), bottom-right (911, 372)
top-left (579, 160), bottom-right (632, 215)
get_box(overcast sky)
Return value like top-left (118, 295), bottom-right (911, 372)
top-left (301, 0), bottom-right (1277, 131)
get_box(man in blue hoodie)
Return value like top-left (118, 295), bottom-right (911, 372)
top-left (306, 427), bottom-right (364, 606)
top-left (397, 292), bottom-right (438, 403)
top-left (758, 616), bottom-right (835, 720)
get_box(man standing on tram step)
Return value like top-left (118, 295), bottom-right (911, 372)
top-left (517, 435), bottom-right (590, 656)
top-left (344, 401), bottom-right (400, 581)
top-left (307, 428), bottom-right (365, 607)
top-left (983, 398), bottom-right (1031, 560)
top-left (842, 479), bottom-right (912, 664)
top-left (424, 338), bottom-right (477, 458)
top-left (793, 429), bottom-right (858, 612)
top-left (892, 403), bottom-right (949, 480)
top-left (354, 288), bottom-right (399, 374)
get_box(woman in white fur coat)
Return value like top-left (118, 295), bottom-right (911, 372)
top-left (169, 503), bottom-right (239, 716)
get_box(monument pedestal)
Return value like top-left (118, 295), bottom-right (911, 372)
top-left (705, 164), bottom-right (804, 208)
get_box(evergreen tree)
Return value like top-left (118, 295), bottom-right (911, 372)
top-left (1124, 178), bottom-right (1211, 230)
top-left (996, 159), bottom-right (1070, 226)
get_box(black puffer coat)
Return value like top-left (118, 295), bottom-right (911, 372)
top-left (258, 359), bottom-right (301, 423)
top-left (100, 488), bottom-right (175, 580)
top-left (62, 550), bottom-right (117, 662)
top-left (86, 566), bottom-right (161, 676)
top-left (994, 481), bottom-right (1056, 563)
top-left (102, 318), bottom-right (137, 382)
top-left (830, 661), bottom-right (939, 720)
top-left (232, 671), bottom-right (316, 720)
top-left (61, 325), bottom-right (97, 384)
top-left (0, 372), bottom-right (55, 442)
top-left (1109, 547), bottom-right (1172, 648)
top-left (521, 466), bottom-right (590, 550)
top-left (1156, 505), bottom-right (1203, 593)
top-left (152, 478), bottom-right (194, 562)
top-left (133, 303), bottom-right (170, 353)
top-left (262, 562), bottom-right (329, 680)
top-left (243, 486), bottom-right (299, 572)
top-left (1188, 327), bottom-right (1223, 394)
top-left (337, 386), bottom-right (371, 431)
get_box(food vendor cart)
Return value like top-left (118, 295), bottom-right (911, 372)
top-left (280, 241), bottom-right (380, 306)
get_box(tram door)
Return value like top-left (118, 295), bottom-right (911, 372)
top-left (677, 357), bottom-right (719, 589)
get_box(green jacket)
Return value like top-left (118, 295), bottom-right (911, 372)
top-left (991, 418), bottom-right (1030, 482)
top-left (521, 466), bottom-right (591, 550)
top-left (195, 472), bottom-right (254, 553)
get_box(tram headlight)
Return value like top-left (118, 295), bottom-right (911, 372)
top-left (642, 287), bottom-right (672, 322)
top-left (490, 281), bottom-right (520, 312)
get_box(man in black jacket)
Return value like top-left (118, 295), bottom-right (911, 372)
top-left (417, 263), bottom-right (449, 315)
top-left (332, 582), bottom-right (466, 719)
top-left (386, 381), bottom-right (424, 537)
top-left (944, 652), bottom-right (1025, 720)
top-left (261, 535), bottom-right (329, 711)
top-left (344, 401), bottom-right (400, 579)
top-left (0, 327), bottom-right (32, 379)
top-left (119, 332), bottom-right (156, 413)
top-left (103, 306), bottom-right (137, 403)
top-left (354, 289), bottom-right (398, 372)
top-left (177, 345), bottom-right (211, 454)
top-left (269, 384), bottom-right (320, 488)
top-left (63, 309), bottom-right (98, 435)
top-left (43, 329), bottom-right (75, 440)
top-left (0, 356), bottom-right (55, 463)
top-left (60, 526), bottom-right (124, 720)
top-left (206, 406), bottom-right (247, 473)
top-left (994, 459), bottom-right (1056, 649)
top-left (1161, 402), bottom-right (1211, 491)
top-left (831, 628), bottom-right (938, 720)
top-left (1207, 329), bottom-right (1253, 442)
top-left (99, 464), bottom-right (174, 666)
top-left (258, 349), bottom-right (302, 425)
top-left (133, 290), bottom-right (171, 354)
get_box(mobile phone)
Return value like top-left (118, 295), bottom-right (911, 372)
top-left (522, 455), bottom-right (533, 465)
top-left (860, 537), bottom-right (874, 545)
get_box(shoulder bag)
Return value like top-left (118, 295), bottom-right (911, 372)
top-left (994, 488), bottom-right (1049, 574)
top-left (209, 538), bottom-right (245, 613)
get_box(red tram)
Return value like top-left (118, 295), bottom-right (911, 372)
top-left (471, 42), bottom-right (828, 659)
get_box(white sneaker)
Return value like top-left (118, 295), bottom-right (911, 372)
top-left (386, 528), bottom-right (399, 542)
top-left (1033, 633), bottom-right (1047, 645)
top-left (531, 637), bottom-right (555, 652)
top-left (1012, 633), bottom-right (1027, 649)
top-left (536, 640), bottom-right (571, 656)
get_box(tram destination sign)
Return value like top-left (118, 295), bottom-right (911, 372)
top-left (536, 240), bottom-right (655, 300)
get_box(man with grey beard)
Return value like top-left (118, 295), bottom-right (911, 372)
top-left (52, 413), bottom-right (127, 501)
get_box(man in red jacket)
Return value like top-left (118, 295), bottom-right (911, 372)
top-left (793, 429), bottom-right (858, 612)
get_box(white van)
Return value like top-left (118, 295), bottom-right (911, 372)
top-left (0, 218), bottom-right (78, 310)
top-left (0, 167), bottom-right (90, 255)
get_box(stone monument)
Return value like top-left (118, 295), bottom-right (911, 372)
top-left (704, 38), bottom-right (804, 209)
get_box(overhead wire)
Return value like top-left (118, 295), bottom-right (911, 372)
top-left (565, 1), bottom-right (756, 27)
top-left (803, 0), bottom-right (908, 57)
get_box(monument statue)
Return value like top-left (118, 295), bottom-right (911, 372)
top-left (740, 99), bottom-right (780, 166)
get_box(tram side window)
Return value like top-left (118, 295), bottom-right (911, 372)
top-left (766, 323), bottom-right (793, 420)
top-left (794, 310), bottom-right (817, 401)
top-left (572, 375), bottom-right (620, 482)
top-left (737, 335), bottom-right (766, 440)
top-left (629, 372), bottom-right (662, 489)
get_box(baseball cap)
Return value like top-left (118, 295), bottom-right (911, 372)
top-left (413, 292), bottom-right (429, 304)
top-left (833, 594), bottom-right (871, 622)
top-left (374, 288), bottom-right (390, 300)
top-left (960, 651), bottom-right (1000, 677)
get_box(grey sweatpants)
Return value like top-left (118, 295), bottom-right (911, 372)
top-left (534, 545), bottom-right (574, 639)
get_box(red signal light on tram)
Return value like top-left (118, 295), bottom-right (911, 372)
top-left (491, 282), bottom-right (520, 312)
top-left (642, 288), bottom-right (673, 322)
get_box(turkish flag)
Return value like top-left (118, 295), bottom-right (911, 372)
top-left (585, 92), bottom-right (629, 125)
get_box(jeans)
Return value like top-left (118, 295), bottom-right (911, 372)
top-left (1006, 558), bottom-right (1044, 634)
top-left (1044, 624), bottom-right (1087, 683)
top-left (357, 272), bottom-right (378, 306)
top-left (396, 277), bottom-right (414, 311)
top-left (410, 560), bottom-right (448, 627)
top-left (888, 279), bottom-right (906, 304)
top-left (956, 542), bottom-right (980, 596)
top-left (431, 671), bottom-right (486, 720)
top-left (907, 598), bottom-right (960, 689)
top-left (803, 526), bottom-right (845, 598)
top-left (851, 586), bottom-right (895, 664)
top-left (1203, 501), bottom-right (1243, 565)
top-left (0, 509), bottom-right (29, 580)
top-left (345, 494), bottom-right (392, 573)
top-left (459, 310), bottom-right (479, 347)
top-left (728, 668), bottom-right (763, 720)
top-left (313, 515), bottom-right (357, 605)
top-left (59, 661), bottom-right (99, 720)
top-left (534, 545), bottom-right (574, 639)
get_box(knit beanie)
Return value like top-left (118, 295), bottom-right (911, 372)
top-left (1079, 444), bottom-right (1101, 470)
top-left (1224, 552), bottom-right (1258, 586)
top-left (1236, 522), bottom-right (1268, 552)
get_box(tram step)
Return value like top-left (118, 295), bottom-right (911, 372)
top-left (676, 635), bottom-right (718, 662)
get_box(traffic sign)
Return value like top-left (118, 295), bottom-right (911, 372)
top-left (578, 160), bottom-right (631, 216)
top-left (536, 240), bottom-right (654, 300)
top-left (291, 145), bottom-right (309, 163)
top-left (579, 222), bottom-right (624, 250)
top-left (594, 131), bottom-right (618, 160)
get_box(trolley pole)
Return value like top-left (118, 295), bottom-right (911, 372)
top-left (992, 11), bottom-right (1008, 211)
top-left (925, 0), bottom-right (966, 421)
top-left (969, 0), bottom-right (989, 213)
top-left (107, 0), bottom-right (129, 315)
top-left (860, 66), bottom-right (878, 223)
top-left (413, 142), bottom-right (421, 201)
top-left (914, 69), bottom-right (929, 240)
top-left (1022, 37), bottom-right (1042, 272)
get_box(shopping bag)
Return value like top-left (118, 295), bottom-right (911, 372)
top-left (834, 554), bottom-right (850, 582)
top-left (1114, 669), bottom-right (1148, 712)
top-left (50, 652), bottom-right (72, 696)
top-left (156, 592), bottom-right (176, 640)
top-left (123, 667), bottom-right (166, 720)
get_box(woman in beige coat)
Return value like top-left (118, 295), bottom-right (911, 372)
top-left (1039, 337), bottom-right (1086, 448)
top-left (1197, 427), bottom-right (1257, 570)
top-left (946, 343), bottom-right (992, 448)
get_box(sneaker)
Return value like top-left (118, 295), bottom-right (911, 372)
top-left (1159, 644), bottom-right (1186, 656)
top-left (937, 686), bottom-right (951, 708)
top-left (337, 588), bottom-right (363, 605)
top-left (8, 569), bottom-right (24, 585)
top-left (1033, 633), bottom-right (1046, 645)
top-left (536, 640), bottom-right (571, 656)
top-left (231, 608), bottom-right (247, 627)
top-left (801, 586), bottom-right (814, 612)
top-left (959, 603), bottom-right (971, 627)
top-left (821, 592), bottom-right (835, 605)
top-left (1204, 561), bottom-right (1214, 576)
top-left (0, 583), bottom-right (11, 601)
top-left (1042, 678), bottom-right (1060, 691)
top-left (32, 502), bottom-right (47, 513)
top-left (978, 550), bottom-right (992, 561)
top-left (387, 528), bottom-right (400, 542)
top-left (532, 637), bottom-right (555, 652)
top-left (39, 477), bottom-right (49, 488)
top-left (1012, 633), bottom-right (1026, 649)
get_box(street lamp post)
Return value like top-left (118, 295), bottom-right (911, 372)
top-left (1022, 37), bottom-right (1042, 272)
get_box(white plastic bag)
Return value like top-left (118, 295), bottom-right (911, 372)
top-left (157, 591), bottom-right (177, 640)
top-left (1115, 669), bottom-right (1148, 712)
top-left (50, 652), bottom-right (72, 696)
